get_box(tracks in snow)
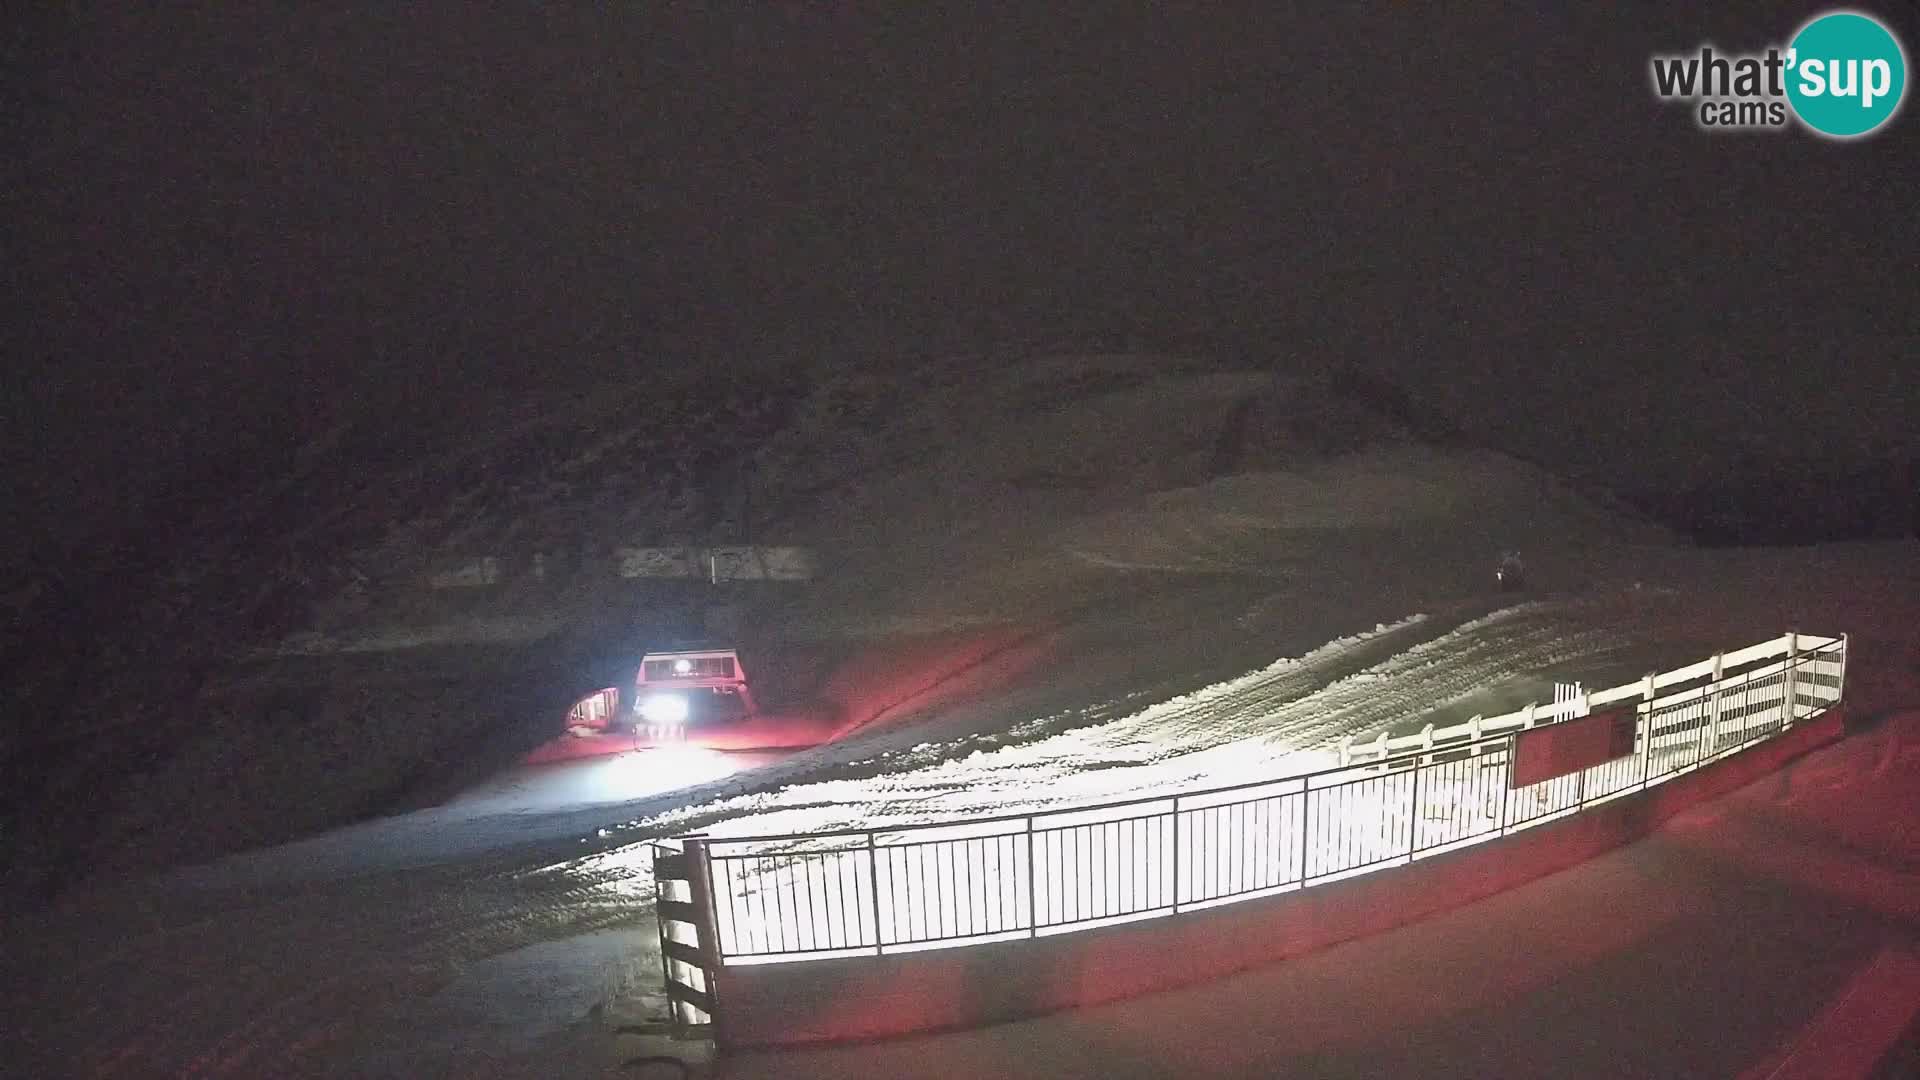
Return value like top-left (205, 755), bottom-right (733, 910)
top-left (633, 600), bottom-right (1637, 840)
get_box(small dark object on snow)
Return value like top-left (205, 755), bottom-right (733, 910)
top-left (1496, 551), bottom-right (1527, 592)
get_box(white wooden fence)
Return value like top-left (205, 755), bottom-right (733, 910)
top-left (674, 631), bottom-right (1846, 966)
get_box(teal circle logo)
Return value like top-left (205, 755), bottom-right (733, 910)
top-left (1786, 11), bottom-right (1907, 138)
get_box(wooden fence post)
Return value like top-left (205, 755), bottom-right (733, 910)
top-left (654, 837), bottom-right (725, 1043)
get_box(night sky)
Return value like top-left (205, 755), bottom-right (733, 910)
top-left (10, 4), bottom-right (1918, 562)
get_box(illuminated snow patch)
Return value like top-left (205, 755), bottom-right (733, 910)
top-left (691, 631), bottom-right (1837, 961)
top-left (633, 606), bottom-right (1626, 846)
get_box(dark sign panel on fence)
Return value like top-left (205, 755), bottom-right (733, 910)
top-left (1510, 706), bottom-right (1636, 788)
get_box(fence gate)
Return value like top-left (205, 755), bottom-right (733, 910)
top-left (1553, 681), bottom-right (1585, 716)
top-left (652, 838), bottom-right (723, 1038)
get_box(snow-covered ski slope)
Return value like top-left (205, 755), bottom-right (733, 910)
top-left (8, 596), bottom-right (1643, 1077)
top-left (634, 602), bottom-right (1636, 841)
top-left (9, 539), bottom-right (1913, 1077)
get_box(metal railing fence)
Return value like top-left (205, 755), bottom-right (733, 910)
top-left (679, 632), bottom-right (1845, 964)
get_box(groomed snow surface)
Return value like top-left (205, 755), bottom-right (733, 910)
top-left (6, 541), bottom-right (1915, 1077)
